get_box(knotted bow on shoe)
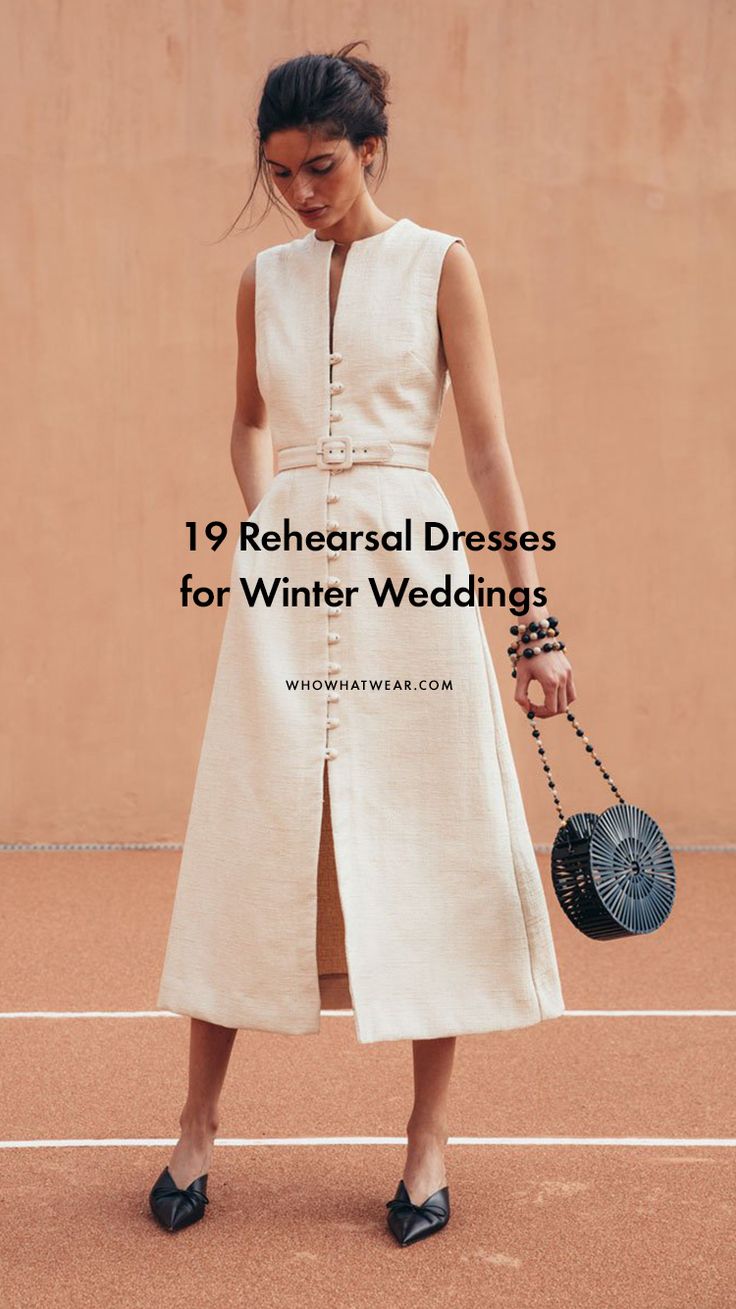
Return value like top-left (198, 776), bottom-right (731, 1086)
top-left (153, 1179), bottom-right (210, 1207)
top-left (149, 1166), bottom-right (210, 1232)
top-left (385, 1184), bottom-right (448, 1220)
top-left (385, 1179), bottom-right (450, 1246)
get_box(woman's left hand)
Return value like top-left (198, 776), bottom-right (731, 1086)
top-left (513, 650), bottom-right (576, 719)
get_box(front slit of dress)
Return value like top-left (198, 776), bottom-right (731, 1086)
top-left (317, 761), bottom-right (353, 1010)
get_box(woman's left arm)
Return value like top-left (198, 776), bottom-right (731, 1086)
top-left (438, 241), bottom-right (576, 719)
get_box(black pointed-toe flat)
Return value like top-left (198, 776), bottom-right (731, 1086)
top-left (385, 1178), bottom-right (451, 1246)
top-left (149, 1165), bottom-right (210, 1232)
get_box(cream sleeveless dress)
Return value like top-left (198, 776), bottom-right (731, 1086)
top-left (155, 217), bottom-right (565, 1044)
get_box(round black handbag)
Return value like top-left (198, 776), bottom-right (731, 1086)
top-left (527, 708), bottom-right (676, 940)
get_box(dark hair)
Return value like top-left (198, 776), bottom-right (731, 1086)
top-left (218, 41), bottom-right (391, 242)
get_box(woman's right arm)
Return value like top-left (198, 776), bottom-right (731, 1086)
top-left (231, 258), bottom-right (273, 515)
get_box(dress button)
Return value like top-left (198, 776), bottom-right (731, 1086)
top-left (329, 352), bottom-right (343, 365)
top-left (326, 520), bottom-right (340, 531)
top-left (324, 747), bottom-right (338, 760)
top-left (327, 691), bottom-right (340, 703)
top-left (330, 411), bottom-right (343, 422)
top-left (327, 662), bottom-right (341, 673)
top-left (327, 550), bottom-right (340, 560)
top-left (327, 632), bottom-right (341, 644)
top-left (329, 382), bottom-right (344, 394)
top-left (326, 492), bottom-right (340, 503)
top-left (326, 716), bottom-right (340, 729)
top-left (328, 576), bottom-right (341, 585)
top-left (328, 606), bottom-right (343, 617)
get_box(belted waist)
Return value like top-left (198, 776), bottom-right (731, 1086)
top-left (275, 434), bottom-right (430, 473)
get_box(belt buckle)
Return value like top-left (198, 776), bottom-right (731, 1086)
top-left (316, 435), bottom-right (353, 470)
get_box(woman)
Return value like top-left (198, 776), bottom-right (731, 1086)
top-left (150, 41), bottom-right (575, 1247)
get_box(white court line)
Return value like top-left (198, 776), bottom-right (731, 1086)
top-left (2, 843), bottom-right (734, 852)
top-left (0, 1009), bottom-right (734, 1019)
top-left (1, 1136), bottom-right (734, 1149)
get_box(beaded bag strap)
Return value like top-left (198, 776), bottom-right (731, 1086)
top-left (526, 708), bottom-right (627, 827)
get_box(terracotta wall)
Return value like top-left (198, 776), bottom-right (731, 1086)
top-left (3, 2), bottom-right (733, 843)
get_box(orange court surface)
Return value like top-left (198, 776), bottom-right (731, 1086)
top-left (1, 845), bottom-right (733, 1309)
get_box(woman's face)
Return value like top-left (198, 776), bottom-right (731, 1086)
top-left (263, 128), bottom-right (377, 229)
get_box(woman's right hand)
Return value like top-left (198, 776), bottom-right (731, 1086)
top-left (513, 648), bottom-right (576, 719)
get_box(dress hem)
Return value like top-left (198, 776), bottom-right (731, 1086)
top-left (155, 997), bottom-right (321, 1037)
top-left (155, 996), bottom-right (566, 1044)
top-left (354, 1001), bottom-right (567, 1045)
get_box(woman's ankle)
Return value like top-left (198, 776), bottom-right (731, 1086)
top-left (406, 1115), bottom-right (449, 1146)
top-left (178, 1108), bottom-right (219, 1141)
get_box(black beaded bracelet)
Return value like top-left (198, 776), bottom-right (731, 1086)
top-left (508, 637), bottom-right (567, 660)
top-left (510, 616), bottom-right (560, 636)
top-left (507, 616), bottom-right (567, 679)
